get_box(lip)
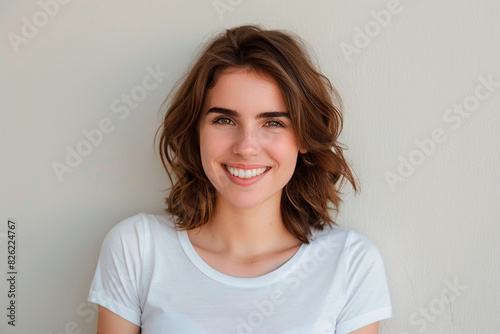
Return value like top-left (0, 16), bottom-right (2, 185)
top-left (224, 163), bottom-right (269, 169)
top-left (222, 164), bottom-right (271, 186)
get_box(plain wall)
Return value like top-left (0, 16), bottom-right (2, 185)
top-left (1, 0), bottom-right (499, 333)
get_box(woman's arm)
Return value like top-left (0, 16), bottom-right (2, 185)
top-left (349, 321), bottom-right (379, 334)
top-left (97, 306), bottom-right (141, 334)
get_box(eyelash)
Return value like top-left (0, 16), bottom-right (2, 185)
top-left (212, 117), bottom-right (286, 128)
top-left (212, 117), bottom-right (233, 125)
top-left (266, 119), bottom-right (286, 128)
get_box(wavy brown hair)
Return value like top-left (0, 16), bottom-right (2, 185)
top-left (155, 25), bottom-right (358, 243)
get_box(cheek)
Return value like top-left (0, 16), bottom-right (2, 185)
top-left (258, 128), bottom-right (298, 148)
top-left (268, 139), bottom-right (300, 176)
top-left (267, 134), bottom-right (299, 157)
top-left (199, 130), bottom-right (228, 168)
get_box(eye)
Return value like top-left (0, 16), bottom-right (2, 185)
top-left (212, 117), bottom-right (234, 125)
top-left (265, 119), bottom-right (286, 128)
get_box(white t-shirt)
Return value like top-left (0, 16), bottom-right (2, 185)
top-left (88, 213), bottom-right (392, 333)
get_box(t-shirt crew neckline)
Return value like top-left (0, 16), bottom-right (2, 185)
top-left (177, 229), bottom-right (312, 288)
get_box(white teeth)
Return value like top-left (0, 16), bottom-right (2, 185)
top-left (225, 165), bottom-right (269, 179)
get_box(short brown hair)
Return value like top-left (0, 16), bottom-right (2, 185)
top-left (156, 25), bottom-right (358, 243)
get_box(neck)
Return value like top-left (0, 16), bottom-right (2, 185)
top-left (194, 194), bottom-right (300, 260)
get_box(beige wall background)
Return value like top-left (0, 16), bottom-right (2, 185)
top-left (1, 0), bottom-right (499, 333)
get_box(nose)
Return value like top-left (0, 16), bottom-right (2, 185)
top-left (232, 127), bottom-right (262, 158)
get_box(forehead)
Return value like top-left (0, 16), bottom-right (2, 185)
top-left (203, 68), bottom-right (286, 113)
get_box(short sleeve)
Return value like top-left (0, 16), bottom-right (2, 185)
top-left (87, 214), bottom-right (145, 327)
top-left (335, 231), bottom-right (393, 334)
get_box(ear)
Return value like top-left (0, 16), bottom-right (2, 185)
top-left (299, 147), bottom-right (307, 154)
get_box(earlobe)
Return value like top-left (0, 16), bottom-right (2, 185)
top-left (299, 148), bottom-right (307, 154)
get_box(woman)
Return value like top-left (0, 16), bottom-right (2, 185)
top-left (89, 25), bottom-right (392, 333)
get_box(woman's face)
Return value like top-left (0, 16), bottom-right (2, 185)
top-left (198, 68), bottom-right (304, 211)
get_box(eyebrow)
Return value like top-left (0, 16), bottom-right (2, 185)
top-left (206, 107), bottom-right (291, 119)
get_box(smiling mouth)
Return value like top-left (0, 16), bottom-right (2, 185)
top-left (224, 165), bottom-right (270, 179)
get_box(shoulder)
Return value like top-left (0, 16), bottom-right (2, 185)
top-left (100, 212), bottom-right (177, 252)
top-left (324, 227), bottom-right (393, 332)
top-left (311, 225), bottom-right (379, 251)
top-left (310, 225), bottom-right (385, 269)
top-left (106, 212), bottom-right (176, 236)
